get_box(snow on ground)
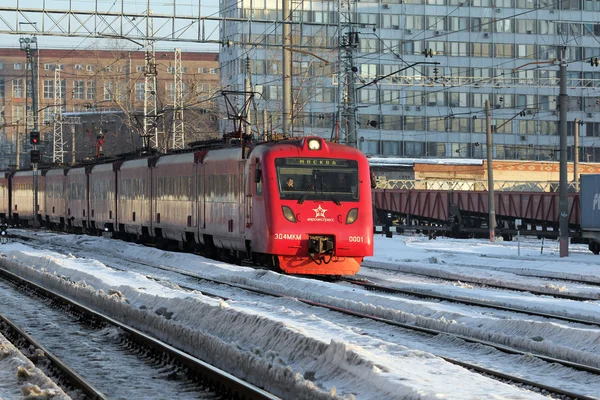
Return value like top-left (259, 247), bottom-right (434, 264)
top-left (0, 332), bottom-right (71, 400)
top-left (1, 231), bottom-right (599, 399)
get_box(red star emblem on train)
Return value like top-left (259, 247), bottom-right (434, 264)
top-left (313, 205), bottom-right (327, 218)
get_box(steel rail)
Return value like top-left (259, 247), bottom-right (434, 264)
top-left (362, 260), bottom-right (600, 302)
top-left (0, 265), bottom-right (278, 400)
top-left (0, 313), bottom-right (108, 400)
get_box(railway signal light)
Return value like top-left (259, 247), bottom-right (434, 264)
top-left (591, 57), bottom-right (599, 67)
top-left (30, 149), bottom-right (41, 164)
top-left (519, 110), bottom-right (527, 116)
top-left (423, 48), bottom-right (434, 58)
top-left (30, 130), bottom-right (40, 145)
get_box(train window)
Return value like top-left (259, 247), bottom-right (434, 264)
top-left (275, 158), bottom-right (360, 202)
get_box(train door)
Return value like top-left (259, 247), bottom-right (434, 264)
top-left (239, 161), bottom-right (245, 234)
top-left (198, 163), bottom-right (205, 230)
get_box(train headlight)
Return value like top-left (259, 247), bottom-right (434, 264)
top-left (282, 206), bottom-right (297, 223)
top-left (307, 139), bottom-right (321, 150)
top-left (346, 208), bottom-right (358, 224)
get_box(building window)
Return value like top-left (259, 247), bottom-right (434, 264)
top-left (167, 82), bottom-right (175, 101)
top-left (75, 64), bottom-right (84, 70)
top-left (135, 82), bottom-right (145, 101)
top-left (43, 80), bottom-right (54, 99)
top-left (104, 82), bottom-right (113, 100)
top-left (13, 79), bottom-right (24, 98)
top-left (43, 108), bottom-right (54, 124)
top-left (360, 88), bottom-right (378, 104)
top-left (209, 68), bottom-right (218, 74)
top-left (136, 65), bottom-right (145, 73)
top-left (87, 81), bottom-right (96, 100)
top-left (14, 63), bottom-right (22, 70)
top-left (0, 79), bottom-right (4, 99)
top-left (73, 80), bottom-right (85, 99)
top-left (86, 65), bottom-right (94, 72)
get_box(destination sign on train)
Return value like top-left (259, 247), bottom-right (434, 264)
top-left (285, 158), bottom-right (349, 166)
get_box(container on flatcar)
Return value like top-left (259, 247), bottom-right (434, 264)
top-left (580, 174), bottom-right (600, 254)
top-left (580, 174), bottom-right (600, 231)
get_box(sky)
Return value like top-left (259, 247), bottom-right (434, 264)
top-left (1, 231), bottom-right (600, 399)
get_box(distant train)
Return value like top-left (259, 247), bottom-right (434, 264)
top-left (0, 137), bottom-right (374, 275)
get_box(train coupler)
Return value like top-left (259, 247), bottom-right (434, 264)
top-left (308, 235), bottom-right (334, 265)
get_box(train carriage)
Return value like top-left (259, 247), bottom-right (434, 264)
top-left (151, 153), bottom-right (196, 248)
top-left (44, 168), bottom-right (67, 229)
top-left (10, 170), bottom-right (46, 227)
top-left (116, 158), bottom-right (152, 240)
top-left (0, 172), bottom-right (10, 223)
top-left (89, 163), bottom-right (117, 235)
top-left (198, 147), bottom-right (246, 254)
top-left (65, 166), bottom-right (90, 232)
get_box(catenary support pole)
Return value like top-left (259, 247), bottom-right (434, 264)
top-left (558, 51), bottom-right (569, 257)
top-left (485, 100), bottom-right (496, 242)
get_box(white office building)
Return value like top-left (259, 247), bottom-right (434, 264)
top-left (219, 0), bottom-right (600, 161)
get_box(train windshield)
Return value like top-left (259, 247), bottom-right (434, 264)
top-left (276, 158), bottom-right (360, 203)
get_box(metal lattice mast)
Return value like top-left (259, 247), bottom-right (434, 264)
top-left (336, 0), bottom-right (358, 147)
top-left (52, 66), bottom-right (64, 163)
top-left (143, 10), bottom-right (159, 151)
top-left (172, 48), bottom-right (185, 150)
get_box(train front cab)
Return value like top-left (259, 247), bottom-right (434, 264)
top-left (254, 137), bottom-right (373, 275)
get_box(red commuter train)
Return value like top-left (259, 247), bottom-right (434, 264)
top-left (0, 136), bottom-right (374, 275)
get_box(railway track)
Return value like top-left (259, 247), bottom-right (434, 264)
top-left (362, 260), bottom-right (600, 300)
top-left (0, 313), bottom-right (106, 400)
top-left (0, 264), bottom-right (278, 400)
top-left (9, 231), bottom-right (600, 399)
top-left (339, 276), bottom-right (600, 327)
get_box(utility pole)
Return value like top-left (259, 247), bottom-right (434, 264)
top-left (574, 118), bottom-right (581, 184)
top-left (485, 100), bottom-right (496, 242)
top-left (144, 11), bottom-right (159, 151)
top-left (344, 31), bottom-right (359, 148)
top-left (20, 34), bottom-right (39, 228)
top-left (245, 57), bottom-right (252, 138)
top-left (282, 0), bottom-right (292, 137)
top-left (558, 50), bottom-right (569, 257)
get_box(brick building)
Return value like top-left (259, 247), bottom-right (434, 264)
top-left (0, 48), bottom-right (219, 169)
